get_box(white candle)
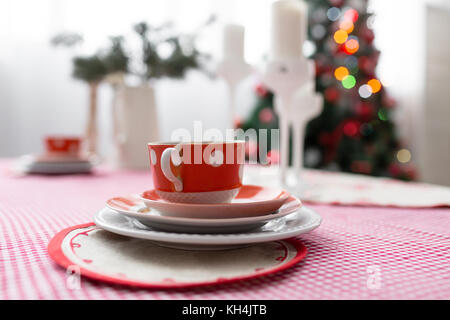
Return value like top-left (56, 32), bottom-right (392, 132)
top-left (222, 24), bottom-right (245, 61)
top-left (270, 0), bottom-right (308, 61)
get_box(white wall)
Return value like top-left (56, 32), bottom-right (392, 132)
top-left (368, 0), bottom-right (450, 184)
top-left (422, 5), bottom-right (450, 185)
top-left (368, 0), bottom-right (425, 146)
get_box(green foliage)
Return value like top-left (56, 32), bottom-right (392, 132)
top-left (133, 21), bottom-right (209, 80)
top-left (52, 33), bottom-right (126, 83)
top-left (51, 32), bottom-right (83, 47)
top-left (160, 37), bottom-right (201, 78)
top-left (102, 36), bottom-right (129, 74)
top-left (133, 22), bottom-right (161, 79)
top-left (52, 17), bottom-right (213, 84)
top-left (72, 55), bottom-right (107, 83)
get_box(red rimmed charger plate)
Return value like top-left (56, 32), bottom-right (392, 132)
top-left (48, 223), bottom-right (307, 289)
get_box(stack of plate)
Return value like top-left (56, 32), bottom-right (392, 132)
top-left (95, 185), bottom-right (322, 250)
top-left (15, 154), bottom-right (93, 175)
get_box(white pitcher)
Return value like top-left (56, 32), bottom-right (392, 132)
top-left (112, 85), bottom-right (160, 170)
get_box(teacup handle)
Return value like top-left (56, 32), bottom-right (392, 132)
top-left (161, 148), bottom-right (183, 192)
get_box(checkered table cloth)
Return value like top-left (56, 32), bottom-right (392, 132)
top-left (1, 160), bottom-right (449, 299)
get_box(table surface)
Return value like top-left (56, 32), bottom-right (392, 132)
top-left (1, 160), bottom-right (449, 300)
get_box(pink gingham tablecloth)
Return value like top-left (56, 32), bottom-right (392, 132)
top-left (0, 159), bottom-right (449, 299)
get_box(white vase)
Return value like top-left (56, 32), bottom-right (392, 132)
top-left (112, 85), bottom-right (160, 170)
top-left (85, 82), bottom-right (99, 157)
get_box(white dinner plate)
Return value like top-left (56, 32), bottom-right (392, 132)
top-left (106, 195), bottom-right (301, 233)
top-left (94, 206), bottom-right (322, 250)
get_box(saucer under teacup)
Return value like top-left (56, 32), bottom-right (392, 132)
top-left (106, 194), bottom-right (301, 233)
top-left (139, 185), bottom-right (290, 219)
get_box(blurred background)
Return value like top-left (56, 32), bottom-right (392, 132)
top-left (0, 0), bottom-right (449, 185)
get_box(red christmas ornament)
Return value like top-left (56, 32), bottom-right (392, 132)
top-left (259, 107), bottom-right (274, 124)
top-left (255, 83), bottom-right (269, 97)
top-left (362, 28), bottom-right (375, 44)
top-left (358, 56), bottom-right (375, 75)
top-left (388, 163), bottom-right (401, 177)
top-left (343, 120), bottom-right (360, 137)
top-left (267, 149), bottom-right (280, 164)
top-left (356, 102), bottom-right (373, 120)
top-left (403, 165), bottom-right (417, 181)
top-left (324, 86), bottom-right (340, 102)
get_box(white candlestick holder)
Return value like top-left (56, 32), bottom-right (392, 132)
top-left (262, 58), bottom-right (323, 194)
top-left (216, 59), bottom-right (253, 129)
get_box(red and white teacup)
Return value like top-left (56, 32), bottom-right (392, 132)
top-left (44, 136), bottom-right (82, 158)
top-left (148, 141), bottom-right (245, 204)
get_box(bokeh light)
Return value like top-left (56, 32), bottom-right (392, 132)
top-left (334, 66), bottom-right (349, 81)
top-left (303, 40), bottom-right (316, 57)
top-left (358, 84), bottom-right (372, 98)
top-left (342, 75), bottom-right (356, 89)
top-left (312, 7), bottom-right (328, 23)
top-left (397, 149), bottom-right (412, 163)
top-left (378, 108), bottom-right (388, 121)
top-left (334, 29), bottom-right (348, 44)
top-left (327, 7), bottom-right (341, 21)
top-left (343, 121), bottom-right (359, 136)
top-left (344, 8), bottom-right (359, 22)
top-left (339, 20), bottom-right (354, 33)
top-left (368, 79), bottom-right (382, 93)
top-left (344, 38), bottom-right (359, 54)
top-left (312, 24), bottom-right (326, 39)
top-left (344, 56), bottom-right (358, 69)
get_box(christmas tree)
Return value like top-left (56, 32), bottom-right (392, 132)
top-left (240, 0), bottom-right (416, 180)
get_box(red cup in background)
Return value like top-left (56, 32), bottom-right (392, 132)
top-left (44, 136), bottom-right (82, 158)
